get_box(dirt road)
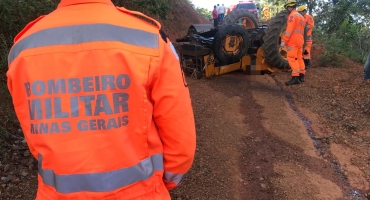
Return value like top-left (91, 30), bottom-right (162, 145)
top-left (170, 72), bottom-right (368, 200)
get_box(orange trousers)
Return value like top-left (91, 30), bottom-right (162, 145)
top-left (287, 46), bottom-right (305, 76)
top-left (303, 40), bottom-right (312, 60)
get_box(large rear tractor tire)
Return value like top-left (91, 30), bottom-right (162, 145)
top-left (262, 11), bottom-right (309, 69)
top-left (219, 9), bottom-right (259, 29)
top-left (213, 24), bottom-right (249, 63)
top-left (262, 10), bottom-right (289, 69)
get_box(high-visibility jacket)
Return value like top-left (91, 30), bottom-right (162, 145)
top-left (304, 13), bottom-right (314, 41)
top-left (6, 0), bottom-right (196, 199)
top-left (281, 10), bottom-right (306, 48)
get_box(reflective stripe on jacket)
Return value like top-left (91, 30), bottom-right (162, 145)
top-left (281, 10), bottom-right (306, 47)
top-left (7, 0), bottom-right (196, 199)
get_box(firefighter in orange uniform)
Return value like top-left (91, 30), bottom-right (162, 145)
top-left (6, 0), bottom-right (196, 199)
top-left (263, 7), bottom-right (270, 20)
top-left (281, 0), bottom-right (307, 85)
top-left (298, 5), bottom-right (314, 69)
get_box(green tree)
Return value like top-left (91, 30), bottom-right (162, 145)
top-left (112, 0), bottom-right (170, 20)
top-left (263, 0), bottom-right (370, 63)
top-left (256, 0), bottom-right (286, 19)
top-left (184, 0), bottom-right (195, 8)
top-left (195, 7), bottom-right (212, 20)
top-left (313, 0), bottom-right (370, 62)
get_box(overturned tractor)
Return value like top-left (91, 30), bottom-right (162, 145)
top-left (176, 9), bottom-right (301, 79)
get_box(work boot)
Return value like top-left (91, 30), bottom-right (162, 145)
top-left (304, 59), bottom-right (310, 69)
top-left (285, 76), bottom-right (301, 86)
top-left (299, 73), bottom-right (305, 82)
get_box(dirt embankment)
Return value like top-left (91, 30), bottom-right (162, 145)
top-left (155, 0), bottom-right (211, 41)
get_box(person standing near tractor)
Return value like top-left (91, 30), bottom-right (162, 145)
top-left (281, 0), bottom-right (307, 86)
top-left (6, 0), bottom-right (196, 199)
top-left (298, 5), bottom-right (315, 69)
top-left (213, 5), bottom-right (219, 27)
top-left (218, 4), bottom-right (226, 22)
top-left (263, 7), bottom-right (270, 20)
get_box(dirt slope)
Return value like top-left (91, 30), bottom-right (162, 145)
top-left (154, 0), bottom-right (211, 41)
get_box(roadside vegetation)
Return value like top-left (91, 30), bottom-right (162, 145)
top-left (261, 0), bottom-right (370, 65)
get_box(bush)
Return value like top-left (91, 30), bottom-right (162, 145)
top-left (313, 19), bottom-right (370, 65)
top-left (315, 35), bottom-right (345, 67)
top-left (318, 51), bottom-right (345, 68)
top-left (0, 0), bottom-right (57, 71)
top-left (113, 0), bottom-right (170, 20)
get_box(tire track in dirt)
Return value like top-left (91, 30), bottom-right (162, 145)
top-left (209, 74), bottom-right (348, 200)
top-left (170, 76), bottom-right (252, 200)
top-left (274, 64), bottom-right (370, 199)
top-left (171, 73), bottom-right (354, 200)
top-left (271, 75), bottom-right (365, 199)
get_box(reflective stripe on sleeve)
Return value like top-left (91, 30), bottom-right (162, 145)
top-left (170, 42), bottom-right (179, 60)
top-left (38, 153), bottom-right (164, 194)
top-left (8, 23), bottom-right (159, 64)
top-left (164, 171), bottom-right (184, 185)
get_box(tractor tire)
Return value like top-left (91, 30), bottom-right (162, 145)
top-left (262, 10), bottom-right (289, 69)
top-left (213, 24), bottom-right (249, 63)
top-left (219, 9), bottom-right (259, 29)
top-left (262, 11), bottom-right (309, 69)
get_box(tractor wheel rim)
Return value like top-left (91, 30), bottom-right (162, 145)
top-left (222, 35), bottom-right (244, 55)
top-left (236, 17), bottom-right (256, 29)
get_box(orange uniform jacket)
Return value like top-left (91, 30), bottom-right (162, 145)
top-left (304, 13), bottom-right (314, 41)
top-left (6, 0), bottom-right (196, 199)
top-left (281, 10), bottom-right (306, 48)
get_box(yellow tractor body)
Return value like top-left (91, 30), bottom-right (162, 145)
top-left (205, 47), bottom-right (275, 77)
